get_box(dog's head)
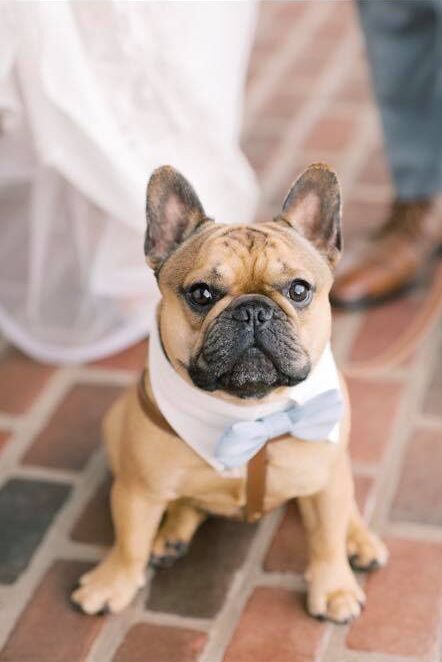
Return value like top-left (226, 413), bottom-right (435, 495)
top-left (145, 163), bottom-right (342, 401)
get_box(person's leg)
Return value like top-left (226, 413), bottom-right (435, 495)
top-left (332, 0), bottom-right (442, 308)
top-left (436, 0), bottom-right (442, 191)
top-left (358, 0), bottom-right (442, 199)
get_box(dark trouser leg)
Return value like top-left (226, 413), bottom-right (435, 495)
top-left (357, 0), bottom-right (442, 199)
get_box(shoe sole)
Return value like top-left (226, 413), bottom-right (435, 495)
top-left (330, 280), bottom-right (416, 311)
top-left (331, 250), bottom-right (442, 311)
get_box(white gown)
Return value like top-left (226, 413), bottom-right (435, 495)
top-left (0, 1), bottom-right (258, 363)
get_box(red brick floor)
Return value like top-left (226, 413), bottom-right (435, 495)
top-left (0, 3), bottom-right (441, 662)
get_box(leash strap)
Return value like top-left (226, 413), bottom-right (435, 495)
top-left (137, 370), bottom-right (271, 522)
top-left (137, 369), bottom-right (174, 434)
top-left (245, 444), bottom-right (269, 522)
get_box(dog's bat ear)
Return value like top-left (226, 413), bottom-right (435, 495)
top-left (279, 163), bottom-right (342, 268)
top-left (145, 166), bottom-right (211, 274)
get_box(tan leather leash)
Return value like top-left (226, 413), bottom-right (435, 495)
top-left (244, 435), bottom-right (289, 522)
top-left (244, 445), bottom-right (268, 523)
top-left (137, 370), bottom-right (272, 523)
top-left (344, 261), bottom-right (442, 379)
top-left (137, 370), bottom-right (175, 435)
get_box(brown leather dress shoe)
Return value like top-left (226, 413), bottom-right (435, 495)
top-left (331, 199), bottom-right (442, 309)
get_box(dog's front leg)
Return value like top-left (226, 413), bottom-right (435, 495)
top-left (298, 450), bottom-right (365, 624)
top-left (72, 480), bottom-right (166, 614)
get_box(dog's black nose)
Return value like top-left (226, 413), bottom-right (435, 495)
top-left (231, 295), bottom-right (274, 327)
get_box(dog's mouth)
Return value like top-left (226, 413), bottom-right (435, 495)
top-left (218, 347), bottom-right (279, 398)
top-left (189, 345), bottom-right (309, 399)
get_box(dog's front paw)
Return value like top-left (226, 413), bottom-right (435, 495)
top-left (305, 561), bottom-right (365, 624)
top-left (347, 526), bottom-right (389, 572)
top-left (150, 538), bottom-right (189, 569)
top-left (71, 553), bottom-right (145, 615)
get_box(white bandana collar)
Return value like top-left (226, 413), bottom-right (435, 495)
top-left (148, 318), bottom-right (342, 477)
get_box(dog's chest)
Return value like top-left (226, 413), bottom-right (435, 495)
top-left (264, 438), bottom-right (333, 509)
top-left (182, 437), bottom-right (334, 517)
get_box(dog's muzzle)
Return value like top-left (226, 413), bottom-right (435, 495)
top-left (188, 294), bottom-right (311, 398)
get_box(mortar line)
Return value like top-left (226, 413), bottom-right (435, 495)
top-left (0, 413), bottom-right (19, 430)
top-left (414, 413), bottom-right (442, 430)
top-left (253, 570), bottom-right (305, 591)
top-left (386, 521), bottom-right (442, 544)
top-left (370, 326), bottom-right (440, 532)
top-left (10, 464), bottom-right (80, 485)
top-left (72, 365), bottom-right (137, 386)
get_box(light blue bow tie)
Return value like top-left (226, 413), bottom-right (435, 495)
top-left (214, 389), bottom-right (343, 469)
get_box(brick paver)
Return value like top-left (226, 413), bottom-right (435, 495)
top-left (347, 538), bottom-right (442, 658)
top-left (223, 587), bottom-right (326, 662)
top-left (302, 111), bottom-right (357, 152)
top-left (23, 383), bottom-right (122, 470)
top-left (0, 348), bottom-right (54, 415)
top-left (391, 429), bottom-right (442, 527)
top-left (0, 431), bottom-right (9, 455)
top-left (349, 294), bottom-right (420, 363)
top-left (147, 518), bottom-right (257, 618)
top-left (348, 378), bottom-right (404, 465)
top-left (263, 500), bottom-right (308, 575)
top-left (0, 3), bottom-right (440, 662)
top-left (70, 475), bottom-right (113, 546)
top-left (91, 339), bottom-right (148, 372)
top-left (112, 624), bottom-right (207, 662)
top-left (0, 479), bottom-right (71, 584)
top-left (0, 561), bottom-right (105, 662)
top-left (423, 340), bottom-right (442, 417)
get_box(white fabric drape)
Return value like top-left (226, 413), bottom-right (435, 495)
top-left (0, 1), bottom-right (258, 363)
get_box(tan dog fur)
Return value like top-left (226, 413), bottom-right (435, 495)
top-left (72, 164), bottom-right (388, 623)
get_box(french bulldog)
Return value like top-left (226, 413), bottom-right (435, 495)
top-left (72, 163), bottom-right (388, 623)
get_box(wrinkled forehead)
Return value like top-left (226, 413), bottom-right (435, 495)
top-left (162, 223), bottom-right (332, 291)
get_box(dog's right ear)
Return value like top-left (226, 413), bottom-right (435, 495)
top-left (145, 166), bottom-right (211, 274)
top-left (278, 163), bottom-right (342, 268)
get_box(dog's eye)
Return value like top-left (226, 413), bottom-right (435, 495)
top-left (187, 282), bottom-right (215, 308)
top-left (288, 279), bottom-right (312, 307)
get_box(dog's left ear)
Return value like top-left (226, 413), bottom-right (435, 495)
top-left (279, 163), bottom-right (342, 268)
top-left (145, 165), bottom-right (211, 274)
